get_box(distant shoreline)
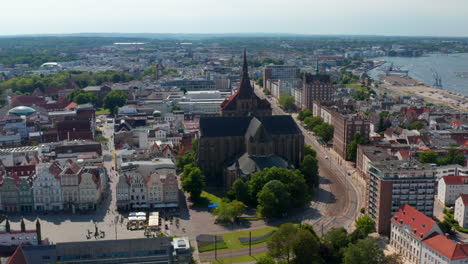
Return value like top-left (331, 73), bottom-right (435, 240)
top-left (377, 74), bottom-right (468, 112)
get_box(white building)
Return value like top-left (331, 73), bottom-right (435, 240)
top-left (78, 169), bottom-right (102, 210)
top-left (437, 176), bottom-right (468, 205)
top-left (32, 162), bottom-right (63, 211)
top-left (116, 159), bottom-right (178, 210)
top-left (390, 204), bottom-right (442, 264)
top-left (390, 204), bottom-right (468, 264)
top-left (455, 194), bottom-right (468, 228)
top-left (421, 233), bottom-right (468, 264)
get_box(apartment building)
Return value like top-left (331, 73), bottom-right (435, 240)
top-left (437, 176), bottom-right (468, 205)
top-left (333, 112), bottom-right (370, 159)
top-left (263, 65), bottom-right (300, 89)
top-left (367, 160), bottom-right (436, 234)
top-left (455, 194), bottom-right (468, 228)
top-left (301, 74), bottom-right (335, 110)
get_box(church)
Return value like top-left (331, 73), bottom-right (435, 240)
top-left (197, 50), bottom-right (304, 189)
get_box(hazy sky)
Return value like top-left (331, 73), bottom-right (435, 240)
top-left (2, 0), bottom-right (468, 36)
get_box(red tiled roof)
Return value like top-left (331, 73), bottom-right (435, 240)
top-left (49, 161), bottom-right (63, 178)
top-left (441, 176), bottom-right (468, 185)
top-left (5, 165), bottom-right (36, 177)
top-left (399, 151), bottom-right (410, 158)
top-left (451, 121), bottom-right (463, 128)
top-left (423, 233), bottom-right (468, 260)
top-left (65, 102), bottom-right (78, 110)
top-left (6, 244), bottom-right (27, 264)
top-left (459, 194), bottom-right (468, 206)
top-left (392, 204), bottom-right (437, 240)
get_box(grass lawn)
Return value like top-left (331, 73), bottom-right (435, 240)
top-left (195, 191), bottom-right (223, 208)
top-left (346, 84), bottom-right (366, 90)
top-left (202, 252), bottom-right (267, 263)
top-left (199, 241), bottom-right (228, 253)
top-left (96, 108), bottom-right (110, 114)
top-left (218, 226), bottom-right (277, 250)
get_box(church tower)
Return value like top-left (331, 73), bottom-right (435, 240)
top-left (220, 49), bottom-right (272, 117)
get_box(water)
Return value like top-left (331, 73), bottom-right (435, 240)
top-left (368, 53), bottom-right (468, 95)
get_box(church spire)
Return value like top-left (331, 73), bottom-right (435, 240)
top-left (242, 48), bottom-right (249, 78)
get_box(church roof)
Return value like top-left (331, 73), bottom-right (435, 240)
top-left (199, 115), bottom-right (301, 138)
top-left (227, 152), bottom-right (288, 175)
top-left (221, 49), bottom-right (271, 111)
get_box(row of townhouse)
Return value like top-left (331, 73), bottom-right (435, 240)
top-left (116, 159), bottom-right (179, 211)
top-left (0, 160), bottom-right (104, 212)
top-left (390, 204), bottom-right (468, 264)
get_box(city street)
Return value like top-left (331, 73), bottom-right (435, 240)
top-left (256, 86), bottom-right (366, 234)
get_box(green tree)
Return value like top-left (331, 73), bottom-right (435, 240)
top-left (322, 227), bottom-right (349, 263)
top-left (438, 148), bottom-right (465, 166)
top-left (268, 223), bottom-right (298, 263)
top-left (292, 228), bottom-right (322, 264)
top-left (268, 223), bottom-right (322, 264)
top-left (180, 164), bottom-right (206, 202)
top-left (304, 116), bottom-right (323, 130)
top-left (256, 76), bottom-right (264, 87)
top-left (176, 151), bottom-right (195, 170)
top-left (298, 109), bottom-right (312, 121)
top-left (67, 88), bottom-right (98, 105)
top-left (228, 178), bottom-right (250, 204)
top-left (313, 123), bottom-right (334, 143)
top-left (171, 105), bottom-right (181, 112)
top-left (256, 255), bottom-right (276, 264)
top-left (304, 145), bottom-right (317, 158)
top-left (95, 136), bottom-right (108, 142)
top-left (408, 120), bottom-right (425, 130)
top-left (343, 238), bottom-right (385, 264)
top-left (257, 180), bottom-right (291, 218)
top-left (213, 200), bottom-right (246, 223)
top-left (249, 167), bottom-right (309, 209)
top-left (346, 133), bottom-right (365, 162)
top-left (419, 150), bottom-right (438, 164)
top-left (355, 215), bottom-right (376, 236)
top-left (103, 90), bottom-right (127, 115)
top-left (300, 154), bottom-right (319, 189)
top-left (279, 94), bottom-right (296, 111)
top-left (383, 253), bottom-right (404, 264)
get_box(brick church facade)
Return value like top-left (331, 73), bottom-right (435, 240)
top-left (198, 50), bottom-right (304, 189)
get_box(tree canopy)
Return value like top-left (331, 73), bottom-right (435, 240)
top-left (214, 200), bottom-right (245, 223)
top-left (304, 145), bottom-right (317, 158)
top-left (343, 238), bottom-right (385, 264)
top-left (67, 88), bottom-right (98, 105)
top-left (419, 150), bottom-right (438, 164)
top-left (438, 148), bottom-right (465, 166)
top-left (279, 94), bottom-right (296, 111)
top-left (313, 123), bottom-right (334, 143)
top-left (103, 90), bottom-right (127, 115)
top-left (304, 116), bottom-right (323, 130)
top-left (298, 109), bottom-right (312, 121)
top-left (227, 178), bottom-right (250, 204)
top-left (300, 154), bottom-right (319, 190)
top-left (346, 133), bottom-right (366, 162)
top-left (180, 164), bottom-right (206, 202)
top-left (0, 70), bottom-right (134, 95)
top-left (267, 223), bottom-right (322, 264)
top-left (249, 167), bottom-right (309, 210)
top-left (354, 215), bottom-right (376, 236)
top-left (176, 151), bottom-right (196, 170)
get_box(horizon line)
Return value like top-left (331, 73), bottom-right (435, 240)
top-left (1, 32), bottom-right (468, 39)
